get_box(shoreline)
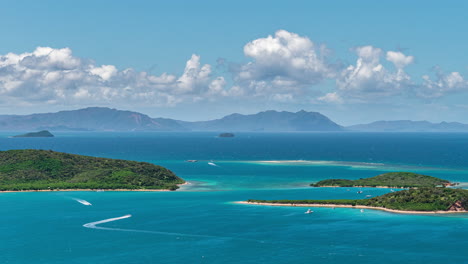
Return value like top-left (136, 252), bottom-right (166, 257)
top-left (0, 182), bottom-right (189, 193)
top-left (313, 183), bottom-right (458, 188)
top-left (235, 201), bottom-right (468, 214)
top-left (313, 185), bottom-right (404, 189)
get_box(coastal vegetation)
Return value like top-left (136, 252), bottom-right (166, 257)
top-left (13, 130), bottom-right (54, 138)
top-left (247, 187), bottom-right (468, 212)
top-left (311, 172), bottom-right (452, 188)
top-left (0, 149), bottom-right (184, 191)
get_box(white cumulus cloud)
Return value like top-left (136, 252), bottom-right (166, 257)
top-left (386, 51), bottom-right (414, 69)
top-left (334, 46), bottom-right (413, 102)
top-left (231, 30), bottom-right (335, 100)
top-left (1, 31), bottom-right (468, 110)
top-left (318, 92), bottom-right (343, 104)
top-left (418, 71), bottom-right (468, 98)
top-left (0, 47), bottom-right (220, 107)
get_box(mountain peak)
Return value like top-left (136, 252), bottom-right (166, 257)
top-left (183, 110), bottom-right (342, 132)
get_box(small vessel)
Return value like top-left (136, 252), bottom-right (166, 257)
top-left (304, 209), bottom-right (314, 214)
top-left (365, 195), bottom-right (372, 198)
top-left (390, 189), bottom-right (395, 192)
top-left (208, 162), bottom-right (217, 167)
top-left (74, 199), bottom-right (92, 206)
top-left (357, 190), bottom-right (363, 194)
top-left (186, 160), bottom-right (198, 163)
top-left (360, 209), bottom-right (365, 213)
top-left (218, 132), bottom-right (235, 138)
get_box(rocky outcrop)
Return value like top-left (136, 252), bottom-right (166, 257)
top-left (448, 200), bottom-right (466, 211)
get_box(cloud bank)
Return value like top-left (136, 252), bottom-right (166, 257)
top-left (0, 48), bottom-right (218, 106)
top-left (0, 30), bottom-right (466, 108)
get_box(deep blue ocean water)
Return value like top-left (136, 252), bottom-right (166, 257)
top-left (1, 132), bottom-right (468, 264)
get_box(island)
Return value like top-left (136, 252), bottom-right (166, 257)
top-left (310, 172), bottom-right (454, 188)
top-left (241, 187), bottom-right (468, 213)
top-left (219, 132), bottom-right (235, 137)
top-left (0, 149), bottom-right (185, 191)
top-left (12, 130), bottom-right (54, 138)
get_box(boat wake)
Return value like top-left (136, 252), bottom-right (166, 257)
top-left (83, 214), bottom-right (245, 239)
top-left (207, 162), bottom-right (219, 167)
top-left (82, 215), bottom-right (298, 245)
top-left (83, 214), bottom-right (132, 228)
top-left (73, 198), bottom-right (92, 206)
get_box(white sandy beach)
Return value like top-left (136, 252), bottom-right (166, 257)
top-left (235, 201), bottom-right (468, 214)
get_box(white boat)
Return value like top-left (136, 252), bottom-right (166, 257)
top-left (304, 209), bottom-right (314, 214)
top-left (74, 199), bottom-right (92, 206)
top-left (360, 209), bottom-right (365, 213)
top-left (365, 195), bottom-right (372, 198)
top-left (208, 162), bottom-right (217, 167)
top-left (357, 190), bottom-right (363, 194)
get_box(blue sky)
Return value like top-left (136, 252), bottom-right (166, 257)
top-left (1, 0), bottom-right (468, 124)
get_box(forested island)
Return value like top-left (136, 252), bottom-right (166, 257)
top-left (0, 149), bottom-right (184, 191)
top-left (311, 172), bottom-right (454, 188)
top-left (243, 187), bottom-right (468, 213)
top-left (12, 130), bottom-right (54, 138)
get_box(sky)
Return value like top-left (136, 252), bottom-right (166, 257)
top-left (1, 0), bottom-right (468, 125)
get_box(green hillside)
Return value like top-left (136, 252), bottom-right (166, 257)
top-left (0, 149), bottom-right (184, 191)
top-left (247, 187), bottom-right (468, 212)
top-left (311, 172), bottom-right (451, 188)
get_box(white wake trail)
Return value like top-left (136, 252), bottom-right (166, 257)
top-left (73, 198), bottom-right (92, 206)
top-left (83, 214), bottom-right (227, 239)
top-left (82, 215), bottom-right (273, 243)
top-left (83, 214), bottom-right (219, 238)
top-left (83, 214), bottom-right (132, 228)
top-left (208, 162), bottom-right (219, 167)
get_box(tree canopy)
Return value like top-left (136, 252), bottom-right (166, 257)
top-left (0, 149), bottom-right (184, 191)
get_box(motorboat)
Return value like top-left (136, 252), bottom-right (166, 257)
top-left (74, 199), bottom-right (92, 206)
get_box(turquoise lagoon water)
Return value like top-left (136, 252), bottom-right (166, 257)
top-left (1, 132), bottom-right (468, 264)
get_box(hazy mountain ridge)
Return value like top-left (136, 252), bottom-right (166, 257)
top-left (347, 120), bottom-right (468, 132)
top-left (0, 107), bottom-right (184, 131)
top-left (0, 108), bottom-right (342, 132)
top-left (180, 110), bottom-right (343, 131)
top-left (2, 107), bottom-right (468, 132)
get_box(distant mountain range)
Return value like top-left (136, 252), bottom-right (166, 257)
top-left (0, 107), bottom-right (187, 132)
top-left (347, 120), bottom-right (468, 132)
top-left (0, 107), bottom-right (467, 132)
top-left (179, 110), bottom-right (343, 132)
top-left (0, 107), bottom-right (342, 132)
